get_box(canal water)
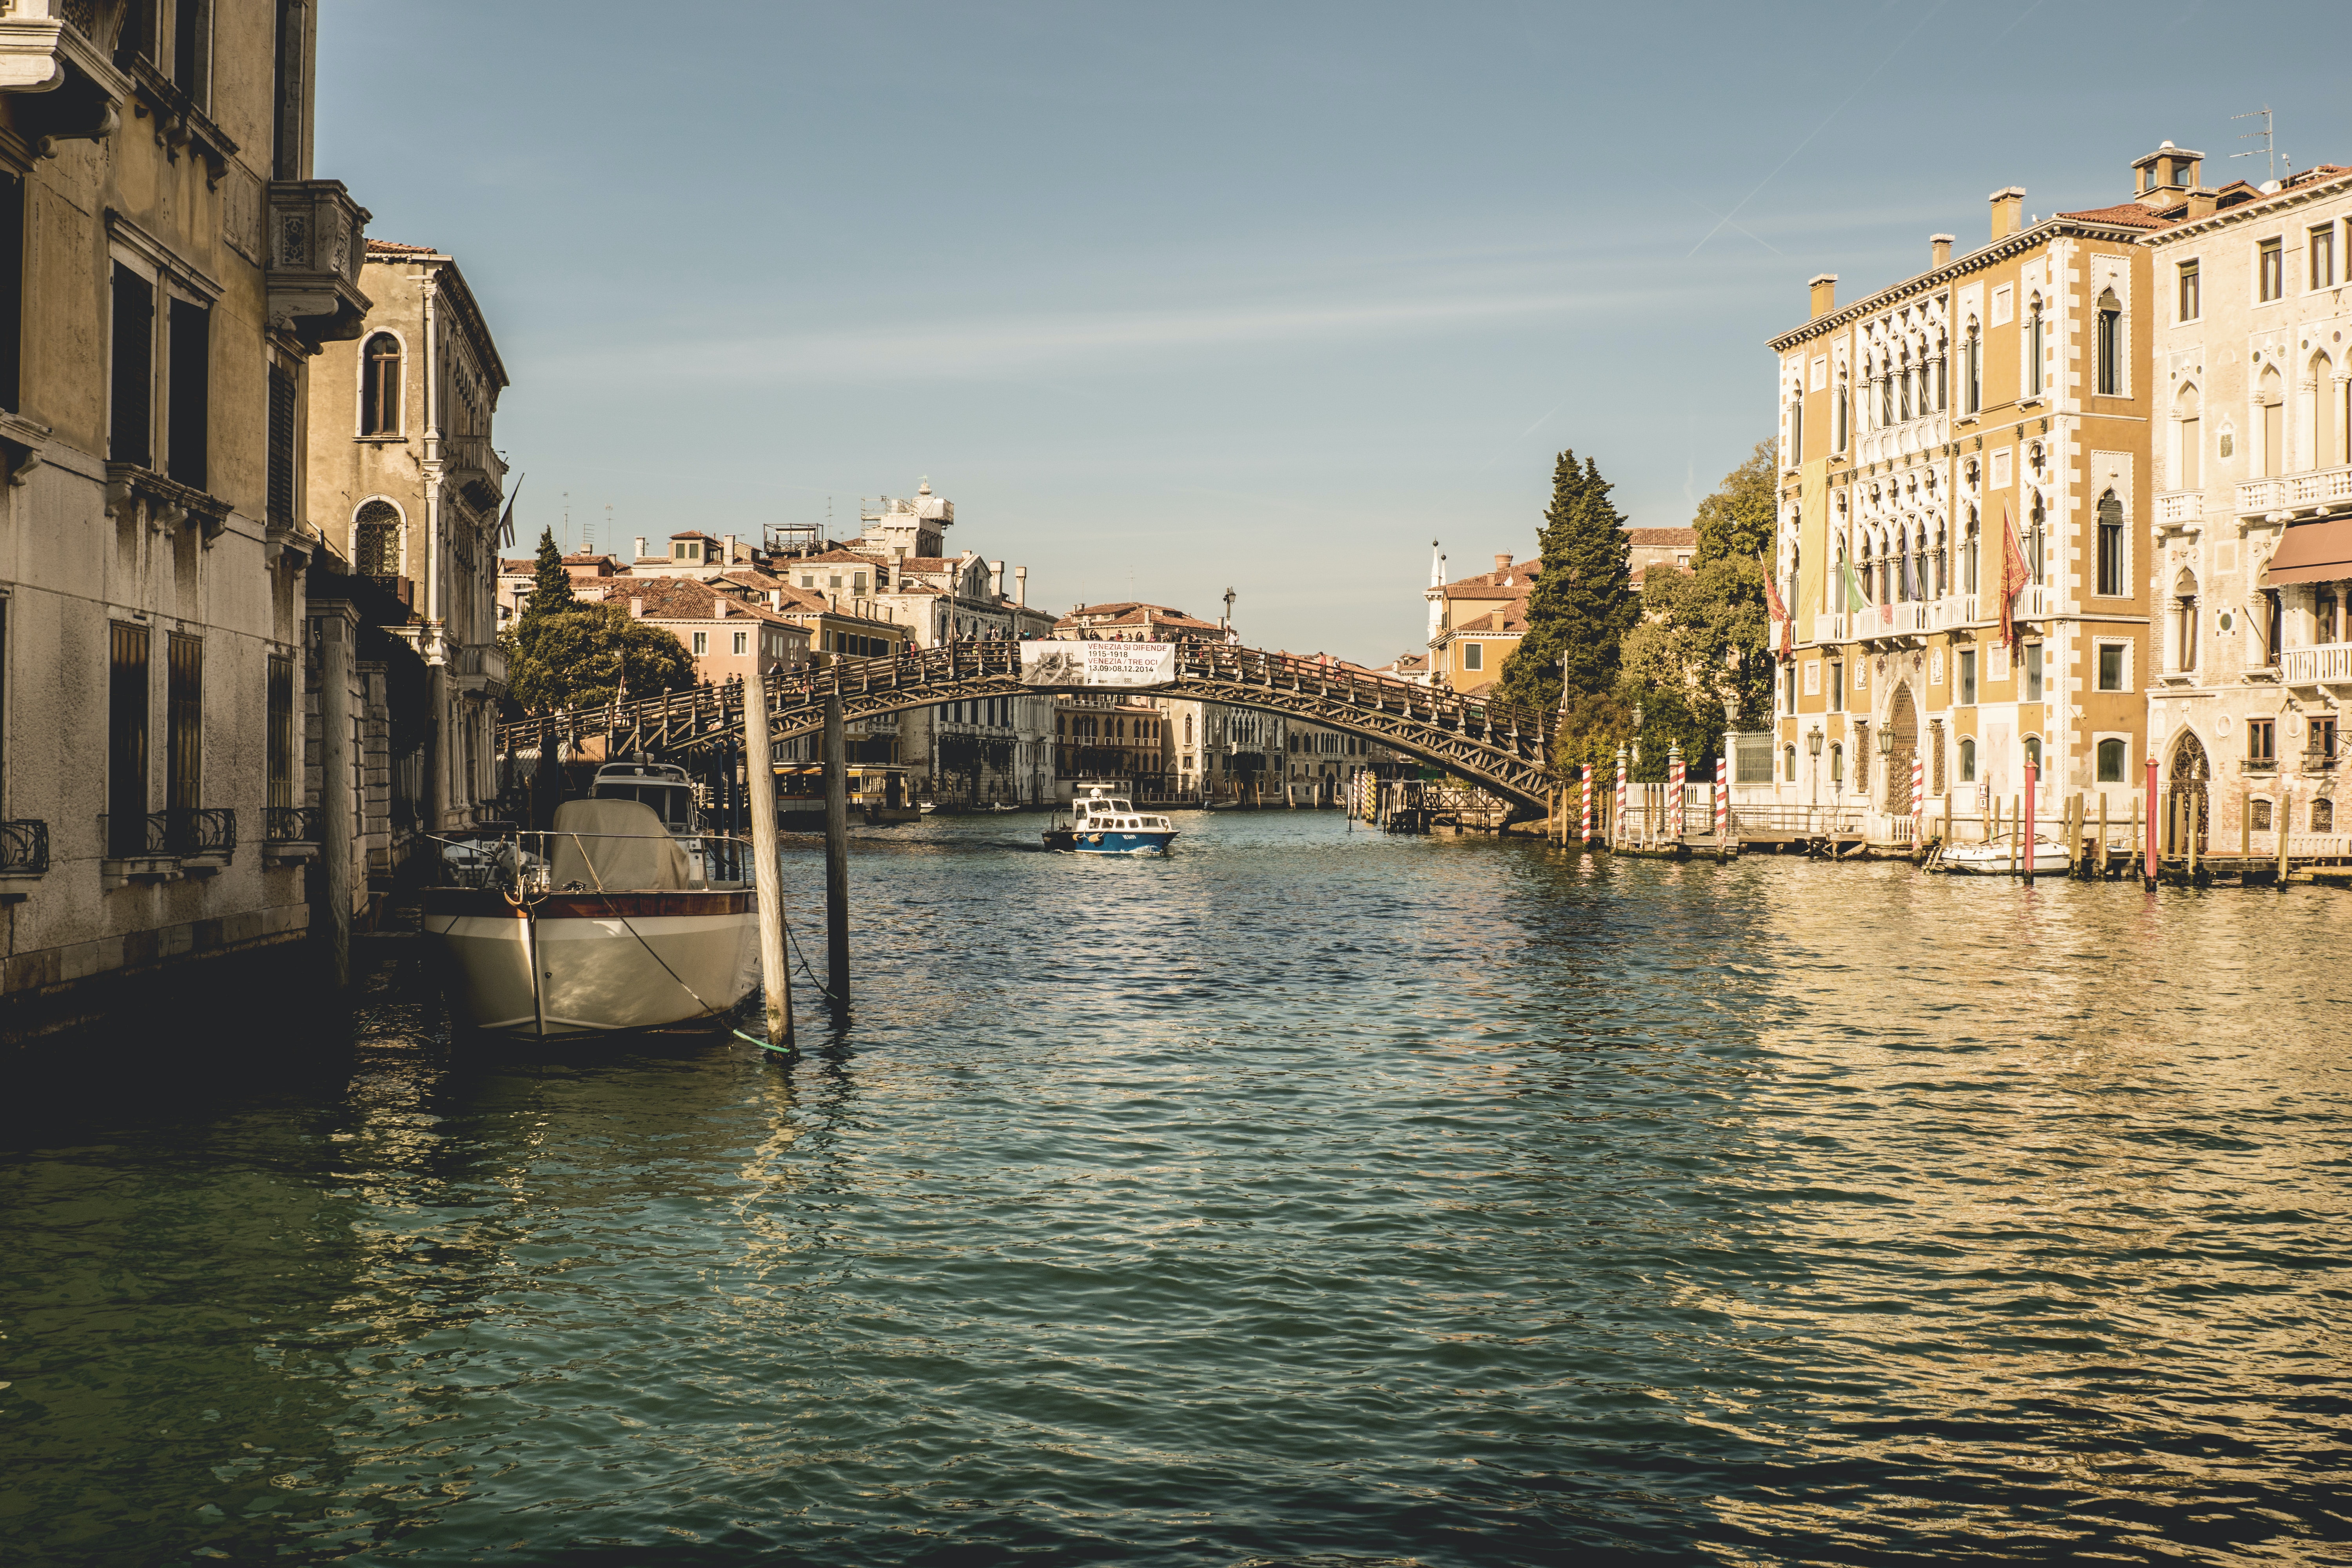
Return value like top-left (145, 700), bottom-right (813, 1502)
top-left (4, 813), bottom-right (2347, 1565)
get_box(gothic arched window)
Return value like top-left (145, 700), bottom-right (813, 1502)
top-left (2027, 299), bottom-right (2046, 397)
top-left (360, 333), bottom-right (401, 437)
top-left (2096, 288), bottom-right (2122, 396)
top-left (1964, 321), bottom-right (1982, 414)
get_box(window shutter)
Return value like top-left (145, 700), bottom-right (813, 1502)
top-left (110, 265), bottom-right (154, 466)
top-left (167, 299), bottom-right (211, 490)
top-left (267, 365), bottom-right (296, 528)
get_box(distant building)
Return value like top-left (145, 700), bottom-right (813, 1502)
top-left (1426, 549), bottom-right (1538, 693)
top-left (1627, 527), bottom-right (1698, 586)
top-left (307, 238), bottom-right (511, 831)
top-left (619, 577), bottom-right (809, 687)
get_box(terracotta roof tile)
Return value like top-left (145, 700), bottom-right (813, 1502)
top-left (1624, 527), bottom-right (1697, 546)
top-left (2056, 201), bottom-right (2182, 230)
top-left (620, 576), bottom-right (804, 629)
top-left (365, 239), bottom-right (438, 255)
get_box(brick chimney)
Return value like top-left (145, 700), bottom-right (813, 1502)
top-left (629, 595), bottom-right (644, 619)
top-left (1808, 273), bottom-right (1837, 318)
top-left (633, 536), bottom-right (647, 560)
top-left (723, 533), bottom-right (739, 563)
top-left (1989, 187), bottom-right (2025, 241)
top-left (990, 559), bottom-right (1005, 601)
top-left (1930, 233), bottom-right (1953, 268)
top-left (1015, 565), bottom-right (1027, 607)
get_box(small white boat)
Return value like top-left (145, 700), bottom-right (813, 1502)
top-left (423, 795), bottom-right (758, 1037)
top-left (1043, 788), bottom-right (1178, 855)
top-left (1933, 834), bottom-right (2073, 875)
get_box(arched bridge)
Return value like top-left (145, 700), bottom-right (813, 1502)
top-left (499, 641), bottom-right (1561, 812)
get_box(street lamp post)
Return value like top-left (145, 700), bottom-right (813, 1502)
top-left (1807, 724), bottom-right (1824, 809)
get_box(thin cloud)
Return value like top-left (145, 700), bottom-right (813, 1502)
top-left (558, 284), bottom-right (1677, 386)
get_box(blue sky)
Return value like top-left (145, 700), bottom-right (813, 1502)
top-left (318, 1), bottom-right (2352, 663)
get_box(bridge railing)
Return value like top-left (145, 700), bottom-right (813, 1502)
top-left (498, 639), bottom-right (1561, 762)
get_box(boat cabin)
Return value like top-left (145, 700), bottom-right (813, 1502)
top-left (590, 762), bottom-right (699, 834)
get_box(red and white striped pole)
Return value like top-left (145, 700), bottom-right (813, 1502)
top-left (1668, 746), bottom-right (1686, 838)
top-left (1614, 745), bottom-right (1629, 849)
top-left (1715, 755), bottom-right (1730, 841)
top-left (1911, 754), bottom-right (1924, 845)
top-left (1580, 764), bottom-right (1594, 845)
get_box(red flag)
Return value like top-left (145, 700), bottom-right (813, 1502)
top-left (1998, 502), bottom-right (2030, 651)
top-left (1762, 567), bottom-right (1794, 662)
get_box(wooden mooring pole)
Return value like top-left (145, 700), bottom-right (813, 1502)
top-left (824, 688), bottom-right (851, 1003)
top-left (741, 670), bottom-right (793, 1052)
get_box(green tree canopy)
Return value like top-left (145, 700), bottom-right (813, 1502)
top-left (1493, 449), bottom-right (1637, 715)
top-left (503, 601), bottom-right (695, 713)
top-left (1691, 437), bottom-right (1777, 564)
top-left (1616, 555), bottom-right (1773, 777)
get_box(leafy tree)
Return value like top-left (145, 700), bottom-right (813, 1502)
top-left (1691, 437), bottom-right (1777, 564)
top-left (1609, 449), bottom-right (1778, 779)
top-left (1494, 449), bottom-right (1637, 715)
top-left (503, 601), bottom-right (694, 712)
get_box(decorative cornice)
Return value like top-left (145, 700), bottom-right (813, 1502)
top-left (1768, 217), bottom-right (2154, 354)
top-left (2141, 169), bottom-right (2352, 248)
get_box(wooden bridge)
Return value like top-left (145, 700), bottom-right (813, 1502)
top-left (498, 641), bottom-right (1562, 813)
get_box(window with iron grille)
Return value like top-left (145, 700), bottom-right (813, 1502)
top-left (267, 653), bottom-right (294, 812)
top-left (354, 500), bottom-right (400, 575)
top-left (167, 634), bottom-right (202, 815)
top-left (108, 623), bottom-right (150, 857)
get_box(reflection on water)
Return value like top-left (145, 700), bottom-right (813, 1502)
top-left (3, 815), bottom-right (2347, 1565)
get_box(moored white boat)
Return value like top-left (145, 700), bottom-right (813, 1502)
top-left (1932, 834), bottom-right (2072, 875)
top-left (423, 797), bottom-right (758, 1037)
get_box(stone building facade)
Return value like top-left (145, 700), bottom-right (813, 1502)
top-left (1762, 160), bottom-right (2171, 835)
top-left (2143, 161), bottom-right (2352, 851)
top-left (305, 238), bottom-right (509, 830)
top-left (0, 0), bottom-right (370, 1036)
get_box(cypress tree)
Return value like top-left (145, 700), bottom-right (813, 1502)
top-left (1494, 449), bottom-right (1637, 716)
top-left (519, 526), bottom-right (576, 628)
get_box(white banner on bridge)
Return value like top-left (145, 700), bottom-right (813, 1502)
top-left (1020, 640), bottom-right (1176, 689)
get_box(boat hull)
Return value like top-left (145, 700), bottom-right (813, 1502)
top-left (422, 888), bottom-right (760, 1036)
top-left (1042, 828), bottom-right (1177, 855)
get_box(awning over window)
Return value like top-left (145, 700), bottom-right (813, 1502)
top-left (2265, 518), bottom-right (2352, 585)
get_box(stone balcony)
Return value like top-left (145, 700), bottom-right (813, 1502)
top-left (2280, 642), bottom-right (2352, 690)
top-left (2238, 464), bottom-right (2352, 521)
top-left (0, 0), bottom-right (128, 156)
top-left (441, 433), bottom-right (506, 514)
top-left (267, 180), bottom-right (373, 348)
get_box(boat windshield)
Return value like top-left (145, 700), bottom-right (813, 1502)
top-left (593, 782), bottom-right (693, 830)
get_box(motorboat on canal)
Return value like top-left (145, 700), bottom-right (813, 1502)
top-left (423, 778), bottom-right (758, 1038)
top-left (1930, 834), bottom-right (2073, 875)
top-left (1042, 788), bottom-right (1178, 855)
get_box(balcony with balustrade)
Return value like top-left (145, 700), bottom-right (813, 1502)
top-left (441, 434), bottom-right (507, 514)
top-left (2238, 463), bottom-right (2352, 521)
top-left (2156, 489), bottom-right (2203, 532)
top-left (2280, 642), bottom-right (2352, 690)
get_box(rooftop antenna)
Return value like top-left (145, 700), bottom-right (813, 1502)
top-left (562, 491), bottom-right (570, 552)
top-left (2232, 105), bottom-right (2276, 185)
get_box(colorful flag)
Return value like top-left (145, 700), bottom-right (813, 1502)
top-left (1841, 556), bottom-right (1866, 613)
top-left (1999, 502), bottom-right (2030, 650)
